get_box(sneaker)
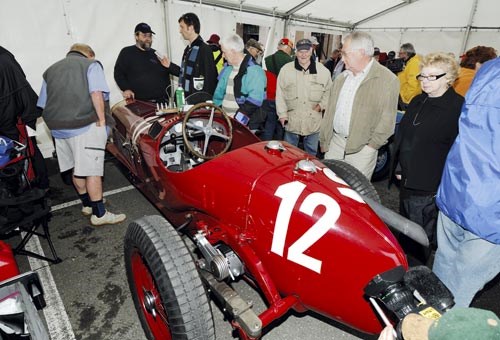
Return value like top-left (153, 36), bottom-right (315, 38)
top-left (90, 211), bottom-right (126, 226)
top-left (82, 206), bottom-right (92, 216)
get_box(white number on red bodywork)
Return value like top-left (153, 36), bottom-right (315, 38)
top-left (271, 181), bottom-right (341, 273)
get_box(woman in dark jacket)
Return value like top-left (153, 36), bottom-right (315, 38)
top-left (392, 52), bottom-right (464, 263)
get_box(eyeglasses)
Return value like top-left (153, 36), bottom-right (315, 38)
top-left (416, 73), bottom-right (447, 81)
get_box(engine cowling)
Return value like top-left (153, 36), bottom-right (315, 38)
top-left (208, 142), bottom-right (408, 334)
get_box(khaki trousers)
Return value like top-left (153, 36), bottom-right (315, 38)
top-left (324, 132), bottom-right (378, 179)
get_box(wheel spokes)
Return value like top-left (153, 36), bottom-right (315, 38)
top-left (211, 130), bottom-right (230, 141)
top-left (131, 250), bottom-right (172, 340)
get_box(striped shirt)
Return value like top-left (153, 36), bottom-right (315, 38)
top-left (222, 65), bottom-right (240, 116)
top-left (333, 59), bottom-right (373, 136)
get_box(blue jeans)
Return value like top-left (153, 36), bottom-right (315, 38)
top-left (433, 212), bottom-right (500, 307)
top-left (260, 100), bottom-right (283, 141)
top-left (284, 131), bottom-right (319, 156)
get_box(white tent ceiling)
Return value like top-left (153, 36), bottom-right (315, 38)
top-left (179, 0), bottom-right (500, 30)
top-left (1, 0), bottom-right (498, 156)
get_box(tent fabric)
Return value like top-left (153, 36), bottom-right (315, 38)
top-left (1, 0), bottom-right (498, 156)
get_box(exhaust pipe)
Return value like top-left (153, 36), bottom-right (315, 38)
top-left (363, 196), bottom-right (429, 248)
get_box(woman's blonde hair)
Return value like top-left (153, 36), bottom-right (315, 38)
top-left (420, 52), bottom-right (459, 85)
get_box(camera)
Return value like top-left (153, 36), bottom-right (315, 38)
top-left (364, 266), bottom-right (454, 324)
top-left (386, 57), bottom-right (405, 74)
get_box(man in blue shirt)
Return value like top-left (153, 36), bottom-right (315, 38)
top-left (38, 43), bottom-right (126, 226)
top-left (433, 57), bottom-right (500, 307)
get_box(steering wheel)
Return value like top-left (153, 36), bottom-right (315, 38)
top-left (182, 102), bottom-right (233, 160)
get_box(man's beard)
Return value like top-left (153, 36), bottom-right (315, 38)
top-left (138, 41), bottom-right (151, 50)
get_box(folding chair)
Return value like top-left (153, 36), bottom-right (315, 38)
top-left (0, 123), bottom-right (61, 264)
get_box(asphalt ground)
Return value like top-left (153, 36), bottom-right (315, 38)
top-left (7, 155), bottom-right (500, 340)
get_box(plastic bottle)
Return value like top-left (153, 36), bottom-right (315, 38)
top-left (175, 85), bottom-right (185, 111)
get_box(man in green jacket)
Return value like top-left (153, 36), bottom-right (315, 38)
top-left (319, 32), bottom-right (399, 179)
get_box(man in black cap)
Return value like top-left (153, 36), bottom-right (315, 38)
top-left (114, 22), bottom-right (172, 104)
top-left (276, 38), bottom-right (332, 156)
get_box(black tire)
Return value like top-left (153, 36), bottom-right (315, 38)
top-left (322, 159), bottom-right (381, 203)
top-left (371, 144), bottom-right (391, 182)
top-left (124, 215), bottom-right (215, 340)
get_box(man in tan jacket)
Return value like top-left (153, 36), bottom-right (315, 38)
top-left (276, 38), bottom-right (332, 156)
top-left (319, 32), bottom-right (399, 179)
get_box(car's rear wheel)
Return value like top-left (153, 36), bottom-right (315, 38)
top-left (322, 159), bottom-right (381, 203)
top-left (124, 215), bottom-right (215, 340)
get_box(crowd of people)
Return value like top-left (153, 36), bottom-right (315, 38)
top-left (1, 11), bottom-right (499, 338)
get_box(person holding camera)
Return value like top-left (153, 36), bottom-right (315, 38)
top-left (397, 43), bottom-right (422, 110)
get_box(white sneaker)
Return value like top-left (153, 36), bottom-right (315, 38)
top-left (90, 211), bottom-right (126, 226)
top-left (82, 206), bottom-right (92, 216)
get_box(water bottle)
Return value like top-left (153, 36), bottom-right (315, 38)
top-left (175, 85), bottom-right (185, 111)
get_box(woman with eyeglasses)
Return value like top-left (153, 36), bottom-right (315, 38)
top-left (391, 52), bottom-right (464, 265)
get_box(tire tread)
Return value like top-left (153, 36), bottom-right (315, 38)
top-left (322, 159), bottom-right (381, 203)
top-left (124, 215), bottom-right (215, 340)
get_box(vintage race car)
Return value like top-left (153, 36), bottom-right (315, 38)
top-left (107, 100), bottom-right (445, 340)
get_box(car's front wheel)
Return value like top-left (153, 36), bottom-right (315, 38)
top-left (124, 215), bottom-right (215, 340)
top-left (322, 159), bottom-right (381, 202)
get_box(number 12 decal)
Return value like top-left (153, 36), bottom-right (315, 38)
top-left (271, 181), bottom-right (341, 273)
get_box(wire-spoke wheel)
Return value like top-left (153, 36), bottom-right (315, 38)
top-left (124, 215), bottom-right (215, 340)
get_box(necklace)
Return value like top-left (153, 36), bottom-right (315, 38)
top-left (412, 97), bottom-right (428, 126)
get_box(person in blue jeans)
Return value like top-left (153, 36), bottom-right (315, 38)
top-left (433, 57), bottom-right (500, 307)
top-left (276, 39), bottom-right (331, 156)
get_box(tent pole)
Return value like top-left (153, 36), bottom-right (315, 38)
top-left (353, 0), bottom-right (417, 28)
top-left (163, 0), bottom-right (176, 96)
top-left (460, 0), bottom-right (479, 55)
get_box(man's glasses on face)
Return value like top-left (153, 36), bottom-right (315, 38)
top-left (416, 73), bottom-right (447, 81)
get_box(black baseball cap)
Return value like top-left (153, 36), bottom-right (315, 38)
top-left (135, 23), bottom-right (155, 35)
top-left (296, 39), bottom-right (313, 51)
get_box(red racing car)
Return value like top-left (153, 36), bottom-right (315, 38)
top-left (107, 100), bottom-right (449, 340)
